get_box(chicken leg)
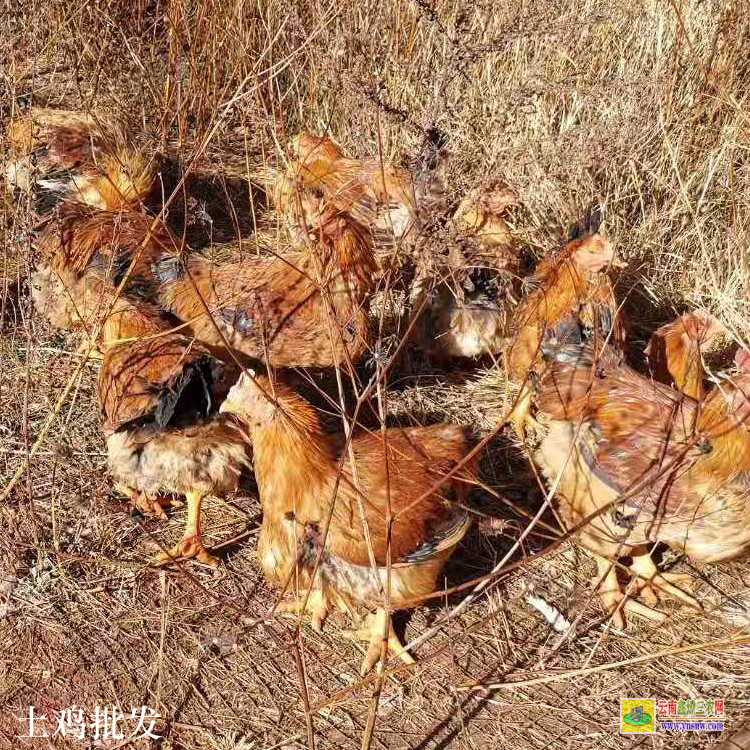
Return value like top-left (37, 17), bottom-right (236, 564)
top-left (346, 608), bottom-right (416, 676)
top-left (507, 381), bottom-right (543, 441)
top-left (152, 492), bottom-right (219, 568)
top-left (114, 482), bottom-right (173, 520)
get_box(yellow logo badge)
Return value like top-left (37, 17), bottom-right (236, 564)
top-left (620, 698), bottom-right (656, 734)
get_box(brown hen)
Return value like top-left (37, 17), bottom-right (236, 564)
top-left (535, 312), bottom-right (749, 628)
top-left (504, 222), bottom-right (625, 439)
top-left (5, 108), bottom-right (156, 216)
top-left (154, 216), bottom-right (377, 369)
top-left (221, 372), bottom-right (477, 674)
top-left (274, 132), bottom-right (423, 253)
top-left (98, 300), bottom-right (248, 566)
top-left (410, 182), bottom-right (520, 361)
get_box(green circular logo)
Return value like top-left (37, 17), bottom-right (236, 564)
top-left (623, 712), bottom-right (652, 727)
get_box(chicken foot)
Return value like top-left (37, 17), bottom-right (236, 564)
top-left (151, 491), bottom-right (219, 568)
top-left (594, 555), bottom-right (667, 630)
top-left (506, 381), bottom-right (542, 441)
top-left (346, 608), bottom-right (416, 676)
top-left (629, 550), bottom-right (700, 611)
top-left (132, 494), bottom-right (171, 520)
top-left (115, 483), bottom-right (179, 520)
top-left (277, 589), bottom-right (330, 633)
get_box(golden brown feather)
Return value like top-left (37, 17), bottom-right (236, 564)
top-left (277, 132), bottom-right (421, 251)
top-left (453, 181), bottom-right (518, 255)
top-left (31, 202), bottom-right (179, 344)
top-left (411, 183), bottom-right (521, 360)
top-left (505, 231), bottom-right (625, 438)
top-left (645, 311), bottom-right (727, 400)
top-left (5, 108), bottom-right (157, 214)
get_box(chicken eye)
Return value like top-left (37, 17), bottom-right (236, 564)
top-left (612, 509), bottom-right (637, 529)
top-left (698, 439), bottom-right (713, 454)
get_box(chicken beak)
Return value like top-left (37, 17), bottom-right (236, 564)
top-left (220, 368), bottom-right (258, 415)
top-left (219, 399), bottom-right (238, 415)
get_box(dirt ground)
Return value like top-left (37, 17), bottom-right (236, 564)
top-left (2, 0), bottom-right (750, 748)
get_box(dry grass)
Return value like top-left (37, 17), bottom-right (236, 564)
top-left (2, 0), bottom-right (750, 748)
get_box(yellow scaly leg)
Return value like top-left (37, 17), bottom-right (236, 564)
top-left (151, 492), bottom-right (219, 568)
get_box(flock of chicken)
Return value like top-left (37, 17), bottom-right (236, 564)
top-left (6, 108), bottom-right (750, 676)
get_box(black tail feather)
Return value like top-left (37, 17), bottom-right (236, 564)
top-left (30, 163), bottom-right (74, 216)
top-left (89, 249), bottom-right (135, 287)
top-left (153, 356), bottom-right (224, 429)
top-left (89, 251), bottom-right (159, 301)
top-left (569, 203), bottom-right (603, 241)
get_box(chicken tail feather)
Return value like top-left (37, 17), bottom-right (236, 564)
top-left (153, 357), bottom-right (224, 429)
top-left (29, 164), bottom-right (75, 214)
top-left (569, 203), bottom-right (604, 240)
top-left (398, 506), bottom-right (472, 565)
